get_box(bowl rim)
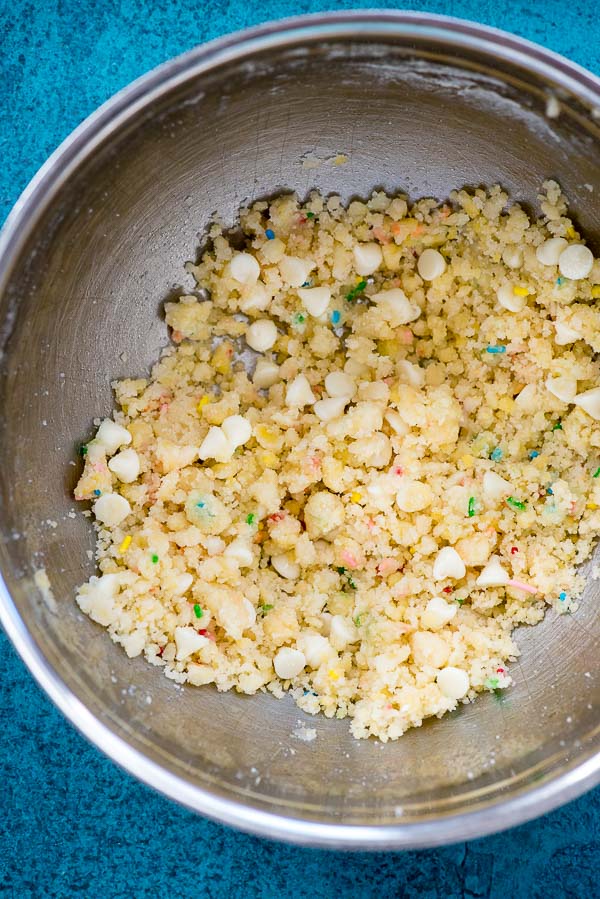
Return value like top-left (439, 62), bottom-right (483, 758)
top-left (1, 9), bottom-right (600, 849)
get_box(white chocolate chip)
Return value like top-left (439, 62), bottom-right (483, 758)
top-left (298, 285), bottom-right (331, 317)
top-left (93, 493), bottom-right (131, 527)
top-left (286, 373), bottom-right (315, 408)
top-left (221, 414), bottom-right (252, 449)
top-left (482, 471), bottom-right (511, 502)
top-left (476, 556), bottom-right (510, 587)
top-left (175, 626), bottom-right (208, 661)
top-left (313, 396), bottom-right (350, 421)
top-left (558, 244), bottom-right (594, 280)
top-left (271, 553), bottom-right (300, 579)
top-left (273, 646), bottom-right (306, 679)
top-left (246, 319), bottom-right (278, 352)
top-left (396, 480), bottom-right (432, 512)
top-left (96, 419), bottom-right (132, 456)
top-left (421, 596), bottom-right (457, 630)
top-left (330, 615), bottom-right (357, 650)
top-left (280, 256), bottom-right (313, 288)
top-left (496, 284), bottom-right (526, 313)
top-left (502, 246), bottom-right (523, 269)
top-left (396, 359), bottom-right (425, 387)
top-left (224, 538), bottom-right (254, 567)
top-left (198, 426), bottom-right (232, 462)
top-left (353, 242), bottom-right (382, 275)
top-left (371, 287), bottom-right (421, 325)
top-left (417, 248), bottom-right (446, 280)
top-left (174, 572), bottom-right (194, 595)
top-left (325, 371), bottom-right (356, 398)
top-left (253, 358), bottom-right (280, 388)
top-left (554, 320), bottom-right (581, 345)
top-left (536, 237), bottom-right (568, 266)
top-left (432, 547), bottom-right (466, 581)
top-left (574, 386), bottom-right (600, 420)
top-left (108, 448), bottom-right (140, 482)
top-left (437, 667), bottom-right (470, 699)
top-left (297, 633), bottom-right (333, 668)
top-left (546, 376), bottom-right (577, 404)
top-left (230, 252), bottom-right (260, 284)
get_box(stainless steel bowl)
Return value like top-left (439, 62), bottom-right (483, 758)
top-left (1, 11), bottom-right (599, 849)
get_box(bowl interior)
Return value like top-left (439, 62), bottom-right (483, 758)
top-left (1, 20), bottom-right (599, 842)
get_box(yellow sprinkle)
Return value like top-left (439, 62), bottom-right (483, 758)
top-left (513, 286), bottom-right (530, 297)
top-left (566, 225), bottom-right (577, 239)
top-left (586, 502), bottom-right (598, 510)
top-left (118, 535), bottom-right (132, 553)
top-left (350, 491), bottom-right (362, 503)
top-left (592, 285), bottom-right (600, 299)
top-left (409, 546), bottom-right (416, 555)
top-left (328, 669), bottom-right (340, 681)
top-left (460, 454), bottom-right (474, 466)
top-left (196, 395), bottom-right (210, 413)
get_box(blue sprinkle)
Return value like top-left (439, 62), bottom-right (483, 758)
top-left (196, 501), bottom-right (205, 508)
top-left (547, 487), bottom-right (554, 495)
top-left (490, 448), bottom-right (503, 462)
top-left (529, 450), bottom-right (540, 459)
top-left (556, 277), bottom-right (564, 286)
top-left (486, 345), bottom-right (506, 354)
top-left (265, 228), bottom-right (275, 240)
top-left (93, 489), bottom-right (101, 496)
top-left (301, 280), bottom-right (311, 288)
top-left (559, 591), bottom-right (567, 601)
top-left (331, 310), bottom-right (341, 325)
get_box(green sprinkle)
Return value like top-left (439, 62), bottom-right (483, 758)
top-left (506, 496), bottom-right (526, 511)
top-left (246, 513), bottom-right (256, 525)
top-left (345, 279), bottom-right (367, 302)
top-left (455, 598), bottom-right (465, 605)
top-left (468, 496), bottom-right (476, 517)
top-left (353, 614), bottom-right (362, 627)
top-left (337, 566), bottom-right (356, 590)
top-left (593, 467), bottom-right (600, 478)
top-left (552, 421), bottom-right (563, 431)
top-left (306, 211), bottom-right (315, 219)
top-left (151, 554), bottom-right (159, 564)
top-left (261, 604), bottom-right (274, 613)
top-left (193, 604), bottom-right (203, 619)
top-left (79, 444), bottom-right (88, 457)
top-left (485, 676), bottom-right (499, 690)
top-left (337, 566), bottom-right (346, 575)
top-left (293, 312), bottom-right (306, 325)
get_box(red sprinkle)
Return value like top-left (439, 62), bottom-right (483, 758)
top-left (157, 646), bottom-right (164, 657)
top-left (394, 466), bottom-right (404, 476)
top-left (268, 512), bottom-right (285, 522)
top-left (496, 667), bottom-right (505, 674)
top-left (511, 547), bottom-right (519, 554)
top-left (198, 629), bottom-right (208, 636)
top-left (443, 586), bottom-right (453, 594)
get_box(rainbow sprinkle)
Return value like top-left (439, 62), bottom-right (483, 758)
top-left (529, 450), bottom-right (540, 459)
top-left (93, 489), bottom-right (101, 496)
top-left (506, 496), bottom-right (526, 511)
top-left (193, 603), bottom-right (203, 619)
top-left (265, 228), bottom-right (275, 240)
top-left (331, 310), bottom-right (341, 325)
top-left (552, 421), bottom-right (563, 431)
top-left (593, 467), bottom-right (600, 478)
top-left (468, 496), bottom-right (476, 517)
top-left (486, 345), bottom-right (506, 354)
top-left (151, 553), bottom-right (159, 564)
top-left (306, 211), bottom-right (315, 219)
top-left (559, 591), bottom-right (567, 602)
top-left (261, 603), bottom-right (274, 613)
top-left (246, 513), bottom-right (256, 525)
top-left (346, 280), bottom-right (367, 302)
top-left (490, 447), bottom-right (503, 462)
top-left (118, 535), bottom-right (132, 553)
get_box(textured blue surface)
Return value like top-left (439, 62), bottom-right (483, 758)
top-left (1, 1), bottom-right (600, 895)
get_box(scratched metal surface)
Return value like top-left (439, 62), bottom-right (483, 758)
top-left (0, 23), bottom-right (599, 853)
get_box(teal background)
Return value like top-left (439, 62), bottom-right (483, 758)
top-left (1, 1), bottom-right (599, 895)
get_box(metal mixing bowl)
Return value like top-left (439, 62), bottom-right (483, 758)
top-left (1, 11), bottom-right (599, 849)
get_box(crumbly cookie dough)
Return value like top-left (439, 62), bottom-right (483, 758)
top-left (75, 181), bottom-right (600, 741)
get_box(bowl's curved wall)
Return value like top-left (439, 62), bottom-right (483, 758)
top-left (0, 14), bottom-right (599, 846)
